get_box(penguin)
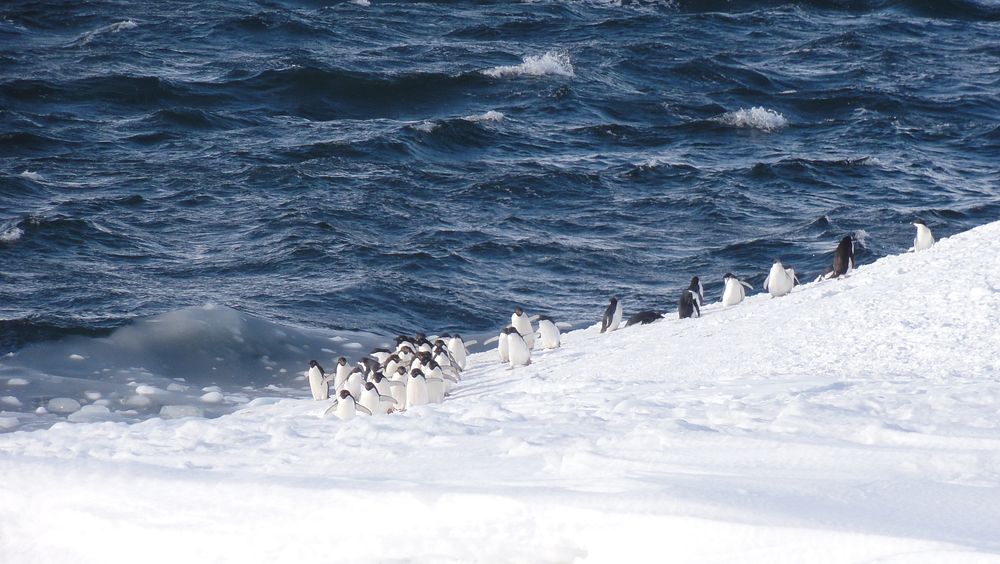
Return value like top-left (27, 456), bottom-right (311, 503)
top-left (324, 389), bottom-right (372, 420)
top-left (600, 297), bottom-right (623, 333)
top-left (913, 219), bottom-right (934, 251)
top-left (307, 360), bottom-right (329, 400)
top-left (359, 381), bottom-right (397, 415)
top-left (497, 326), bottom-right (510, 364)
top-left (369, 348), bottom-right (393, 365)
top-left (448, 334), bottom-right (469, 370)
top-left (406, 369), bottom-right (430, 408)
top-left (334, 357), bottom-right (352, 391)
top-left (816, 236), bottom-right (855, 282)
top-left (503, 326), bottom-right (532, 367)
top-left (678, 289), bottom-right (701, 319)
top-left (389, 366), bottom-right (408, 410)
top-left (344, 367), bottom-right (365, 399)
top-left (721, 273), bottom-right (753, 307)
top-left (625, 311), bottom-right (662, 327)
top-left (381, 354), bottom-right (401, 380)
top-left (536, 316), bottom-right (561, 349)
top-left (511, 307), bottom-right (536, 349)
top-left (425, 360), bottom-right (457, 398)
top-left (371, 371), bottom-right (392, 397)
top-left (687, 277), bottom-right (705, 307)
top-left (763, 259), bottom-right (799, 297)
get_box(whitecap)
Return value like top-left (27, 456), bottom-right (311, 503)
top-left (18, 170), bottom-right (42, 181)
top-left (412, 121), bottom-right (438, 133)
top-left (0, 227), bottom-right (23, 243)
top-left (75, 19), bottom-right (138, 46)
top-left (719, 107), bottom-right (788, 131)
top-left (350, 0), bottom-right (371, 5)
top-left (483, 51), bottom-right (575, 79)
top-left (464, 110), bottom-right (505, 123)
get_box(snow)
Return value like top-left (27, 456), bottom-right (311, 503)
top-left (1, 221), bottom-right (1000, 562)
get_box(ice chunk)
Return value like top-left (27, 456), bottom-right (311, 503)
top-left (200, 391), bottom-right (224, 403)
top-left (159, 405), bottom-right (204, 419)
top-left (47, 397), bottom-right (82, 414)
top-left (1, 396), bottom-right (22, 407)
top-left (0, 416), bottom-right (18, 429)
top-left (6, 378), bottom-right (29, 386)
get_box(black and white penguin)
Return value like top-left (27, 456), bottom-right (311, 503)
top-left (816, 236), bottom-right (855, 282)
top-left (406, 369), bottom-right (430, 408)
top-left (721, 273), bottom-right (753, 307)
top-left (503, 326), bottom-right (532, 367)
top-left (536, 316), bottom-right (561, 349)
top-left (359, 381), bottom-right (396, 415)
top-left (324, 389), bottom-right (372, 420)
top-left (334, 357), bottom-right (352, 391)
top-left (913, 219), bottom-right (934, 251)
top-left (307, 360), bottom-right (329, 401)
top-left (687, 277), bottom-right (704, 307)
top-left (678, 289), bottom-right (701, 319)
top-left (511, 307), bottom-right (536, 349)
top-left (600, 297), bottom-right (623, 333)
top-left (763, 259), bottom-right (798, 297)
top-left (625, 311), bottom-right (663, 327)
top-left (389, 366), bottom-right (408, 409)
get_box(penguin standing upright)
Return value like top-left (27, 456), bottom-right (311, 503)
top-left (389, 366), bottom-right (408, 410)
top-left (763, 259), bottom-right (798, 297)
top-left (600, 297), bottom-right (623, 333)
top-left (816, 236), bottom-right (855, 281)
top-left (536, 316), bottom-right (561, 349)
top-left (687, 277), bottom-right (704, 307)
top-left (406, 369), bottom-right (430, 408)
top-left (307, 360), bottom-right (329, 400)
top-left (913, 219), bottom-right (935, 251)
top-left (504, 327), bottom-right (532, 367)
top-left (447, 334), bottom-right (469, 370)
top-left (359, 382), bottom-right (396, 415)
top-left (334, 357), bottom-right (352, 391)
top-left (497, 326), bottom-right (510, 364)
top-left (511, 308), bottom-right (536, 349)
top-left (678, 289), bottom-right (701, 319)
top-left (324, 389), bottom-right (372, 420)
top-left (721, 273), bottom-right (753, 306)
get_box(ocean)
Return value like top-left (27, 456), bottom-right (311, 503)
top-left (1, 0), bottom-right (998, 426)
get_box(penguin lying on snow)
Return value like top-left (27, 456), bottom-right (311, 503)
top-left (626, 311), bottom-right (662, 327)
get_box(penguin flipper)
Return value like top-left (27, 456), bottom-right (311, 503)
top-left (740, 280), bottom-right (753, 290)
top-left (356, 405), bottom-right (373, 416)
top-left (443, 374), bottom-right (459, 383)
top-left (427, 377), bottom-right (444, 383)
top-left (762, 275), bottom-right (770, 291)
top-left (463, 339), bottom-right (478, 347)
top-left (483, 336), bottom-right (500, 346)
top-left (379, 395), bottom-right (397, 405)
top-left (323, 400), bottom-right (339, 417)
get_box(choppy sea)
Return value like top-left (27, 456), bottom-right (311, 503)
top-left (1, 0), bottom-right (998, 428)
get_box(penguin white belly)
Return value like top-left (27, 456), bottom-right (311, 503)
top-left (511, 315), bottom-right (535, 349)
top-left (426, 378), bottom-right (444, 403)
top-left (498, 331), bottom-right (509, 363)
top-left (335, 365), bottom-right (351, 390)
top-left (406, 377), bottom-right (429, 407)
top-left (374, 378), bottom-right (391, 397)
top-left (345, 373), bottom-right (363, 399)
top-left (330, 399), bottom-right (357, 420)
top-left (507, 336), bottom-right (532, 367)
top-left (360, 389), bottom-right (391, 415)
top-left (389, 377), bottom-right (407, 410)
top-left (308, 367), bottom-right (328, 400)
top-left (914, 228), bottom-right (934, 251)
top-left (448, 338), bottom-right (467, 369)
top-left (538, 320), bottom-right (561, 349)
top-left (766, 265), bottom-right (794, 297)
top-left (722, 279), bottom-right (745, 306)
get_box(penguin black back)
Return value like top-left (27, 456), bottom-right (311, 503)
top-left (600, 297), bottom-right (618, 333)
top-left (678, 290), bottom-right (700, 319)
top-left (626, 311), bottom-right (663, 327)
top-left (832, 235), bottom-right (854, 277)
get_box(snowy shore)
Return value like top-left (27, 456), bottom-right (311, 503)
top-left (2, 221), bottom-right (999, 563)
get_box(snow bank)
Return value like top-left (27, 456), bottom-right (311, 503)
top-left (1, 221), bottom-right (999, 563)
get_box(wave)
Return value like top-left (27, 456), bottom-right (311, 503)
top-left (718, 107), bottom-right (788, 131)
top-left (464, 110), bottom-right (505, 123)
top-left (483, 51), bottom-right (575, 79)
top-left (71, 19), bottom-right (138, 47)
top-left (0, 226), bottom-right (23, 243)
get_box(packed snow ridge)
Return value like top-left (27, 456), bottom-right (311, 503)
top-left (1, 221), bottom-right (1000, 563)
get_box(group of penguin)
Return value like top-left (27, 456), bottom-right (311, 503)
top-left (306, 220), bottom-right (936, 419)
top-left (307, 333), bottom-right (472, 419)
top-left (601, 220), bottom-right (937, 325)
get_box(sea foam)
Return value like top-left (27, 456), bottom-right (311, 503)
top-left (719, 107), bottom-right (788, 131)
top-left (483, 51), bottom-right (575, 79)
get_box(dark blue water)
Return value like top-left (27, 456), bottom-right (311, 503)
top-left (2, 0), bottom-right (999, 350)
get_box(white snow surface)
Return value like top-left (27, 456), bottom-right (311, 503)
top-left (2, 221), bottom-right (1000, 563)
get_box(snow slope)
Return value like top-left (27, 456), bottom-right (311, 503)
top-left (1, 221), bottom-right (999, 563)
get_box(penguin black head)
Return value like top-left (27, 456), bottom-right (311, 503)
top-left (396, 366), bottom-right (407, 375)
top-left (514, 307), bottom-right (523, 316)
top-left (364, 382), bottom-right (376, 391)
top-left (536, 315), bottom-right (552, 322)
top-left (309, 360), bottom-right (324, 374)
top-left (453, 333), bottom-right (462, 339)
top-left (688, 276), bottom-right (700, 291)
top-left (609, 296), bottom-right (618, 304)
top-left (338, 389), bottom-right (353, 400)
top-left (373, 373), bottom-right (385, 383)
top-left (414, 332), bottom-right (426, 341)
top-left (410, 369), bottom-right (425, 378)
top-left (434, 339), bottom-right (446, 347)
top-left (337, 357), bottom-right (347, 365)
top-left (913, 219), bottom-right (926, 226)
top-left (773, 258), bottom-right (781, 264)
top-left (439, 333), bottom-right (451, 339)
top-left (723, 273), bottom-right (734, 280)
top-left (428, 360), bottom-right (440, 370)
